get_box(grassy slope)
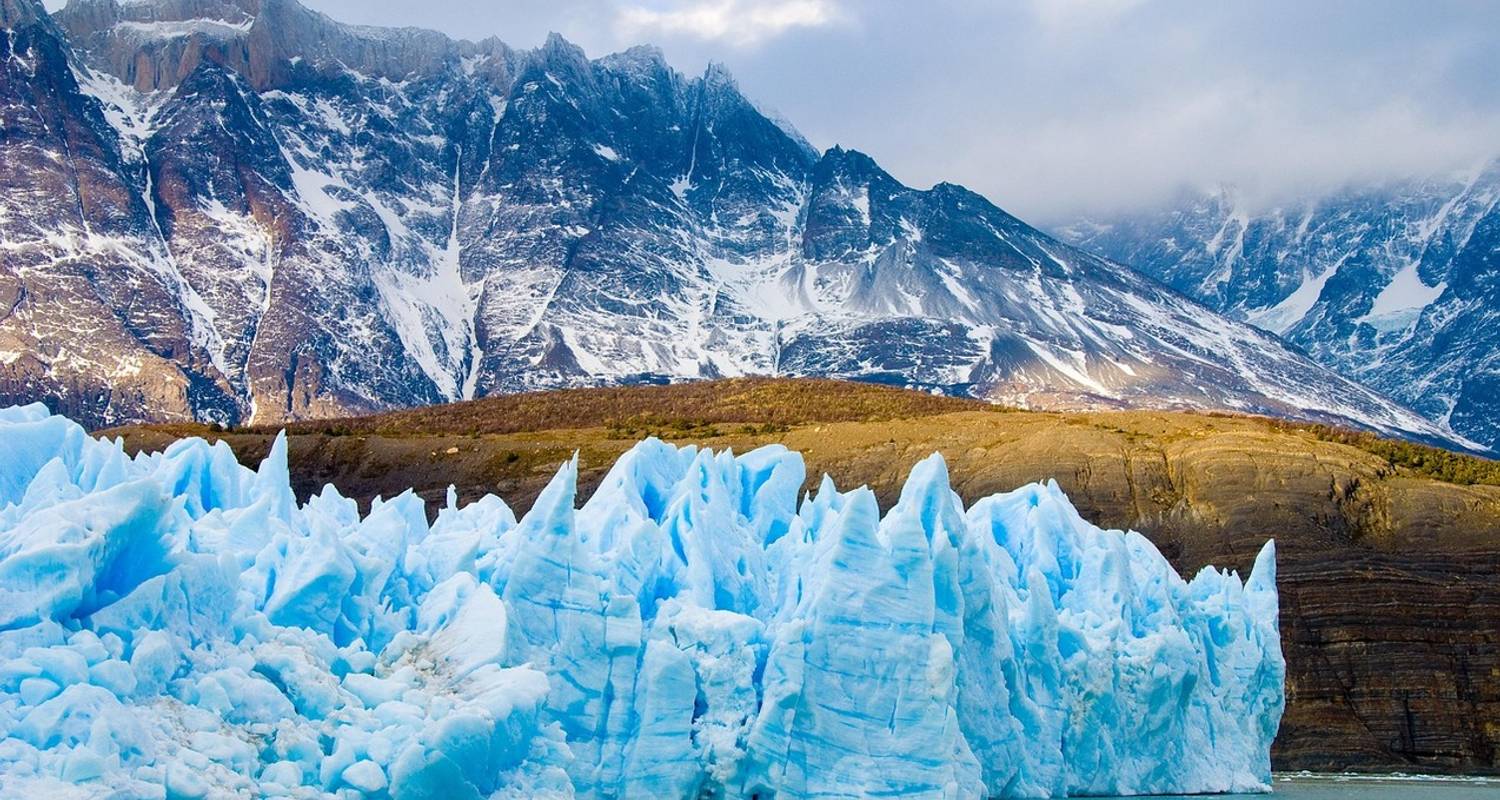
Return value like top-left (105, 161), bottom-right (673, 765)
top-left (107, 378), bottom-right (1500, 557)
top-left (103, 377), bottom-right (1500, 773)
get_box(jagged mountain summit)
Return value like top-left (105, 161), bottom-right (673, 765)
top-left (1058, 163), bottom-right (1500, 450)
top-left (0, 0), bottom-right (1470, 448)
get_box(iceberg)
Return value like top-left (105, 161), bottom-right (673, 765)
top-left (0, 404), bottom-right (1284, 798)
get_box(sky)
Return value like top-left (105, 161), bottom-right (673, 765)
top-left (53, 0), bottom-right (1500, 222)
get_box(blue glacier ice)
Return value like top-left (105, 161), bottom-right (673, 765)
top-left (0, 404), bottom-right (1284, 798)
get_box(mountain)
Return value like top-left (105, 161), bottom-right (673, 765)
top-left (1057, 163), bottom-right (1500, 450)
top-left (0, 0), bottom-right (1471, 449)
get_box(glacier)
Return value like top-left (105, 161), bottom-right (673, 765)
top-left (0, 404), bottom-right (1284, 799)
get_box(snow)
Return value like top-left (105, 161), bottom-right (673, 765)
top-left (672, 123), bottom-right (702, 203)
top-left (1245, 262), bottom-right (1340, 335)
top-left (68, 67), bottom-right (234, 379)
top-left (1360, 262), bottom-right (1447, 333)
top-left (1202, 205), bottom-right (1250, 289)
top-left (852, 187), bottom-right (872, 227)
top-left (0, 406), bottom-right (1284, 798)
top-left (312, 98), bottom-right (351, 137)
top-left (1024, 339), bottom-right (1116, 398)
top-left (197, 198), bottom-right (274, 301)
top-left (281, 145), bottom-right (359, 228)
top-left (72, 70), bottom-right (161, 144)
top-left (114, 19), bottom-right (255, 41)
top-left (371, 152), bottom-right (480, 402)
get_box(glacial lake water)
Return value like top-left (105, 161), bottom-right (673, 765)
top-left (1098, 774), bottom-right (1500, 798)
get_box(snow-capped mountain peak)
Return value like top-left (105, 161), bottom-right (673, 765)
top-left (0, 0), bottom-right (1474, 450)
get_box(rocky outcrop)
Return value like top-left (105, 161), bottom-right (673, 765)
top-left (0, 1), bottom-right (216, 427)
top-left (1277, 552), bottom-right (1500, 770)
top-left (0, 0), bottom-right (45, 27)
top-left (54, 0), bottom-right (513, 91)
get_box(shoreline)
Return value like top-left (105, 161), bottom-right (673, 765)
top-left (1276, 772), bottom-right (1500, 784)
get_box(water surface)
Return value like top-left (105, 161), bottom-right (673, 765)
top-left (1103, 774), bottom-right (1500, 799)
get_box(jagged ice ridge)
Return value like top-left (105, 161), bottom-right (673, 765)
top-left (0, 404), bottom-right (1285, 798)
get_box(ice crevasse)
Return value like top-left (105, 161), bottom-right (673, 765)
top-left (0, 404), bottom-right (1284, 799)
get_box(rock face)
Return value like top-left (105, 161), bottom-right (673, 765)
top-left (0, 0), bottom-right (219, 426)
top-left (0, 0), bottom-right (1469, 448)
top-left (1057, 165), bottom-right (1500, 450)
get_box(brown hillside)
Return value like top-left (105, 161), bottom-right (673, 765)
top-left (104, 377), bottom-right (1500, 775)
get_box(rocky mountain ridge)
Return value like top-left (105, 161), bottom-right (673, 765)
top-left (1059, 162), bottom-right (1500, 450)
top-left (0, 0), bottom-right (1473, 450)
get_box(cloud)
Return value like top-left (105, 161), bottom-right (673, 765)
top-left (614, 0), bottom-right (842, 48)
top-left (929, 79), bottom-right (1500, 221)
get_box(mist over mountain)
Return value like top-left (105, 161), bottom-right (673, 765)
top-left (1059, 161), bottom-right (1500, 450)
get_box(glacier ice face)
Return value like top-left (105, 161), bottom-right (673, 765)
top-left (0, 404), bottom-right (1284, 798)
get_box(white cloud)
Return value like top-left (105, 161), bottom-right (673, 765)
top-left (615, 0), bottom-right (842, 48)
